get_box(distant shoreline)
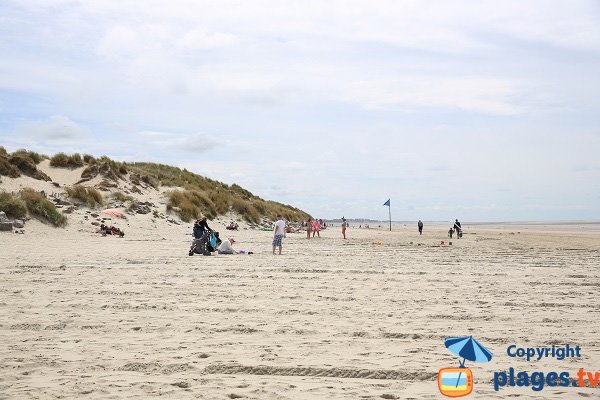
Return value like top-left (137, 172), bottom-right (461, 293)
top-left (326, 219), bottom-right (600, 226)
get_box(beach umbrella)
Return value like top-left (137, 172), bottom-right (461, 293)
top-left (444, 336), bottom-right (493, 388)
top-left (100, 208), bottom-right (125, 218)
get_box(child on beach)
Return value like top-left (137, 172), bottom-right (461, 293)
top-left (341, 217), bottom-right (348, 239)
top-left (448, 227), bottom-right (454, 239)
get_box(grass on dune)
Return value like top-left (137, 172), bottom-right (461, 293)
top-left (0, 191), bottom-right (27, 219)
top-left (20, 188), bottom-right (67, 227)
top-left (65, 185), bottom-right (104, 208)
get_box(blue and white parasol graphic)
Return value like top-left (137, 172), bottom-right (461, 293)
top-left (444, 336), bottom-right (493, 388)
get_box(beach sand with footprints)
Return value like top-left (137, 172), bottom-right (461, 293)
top-left (1, 221), bottom-right (599, 399)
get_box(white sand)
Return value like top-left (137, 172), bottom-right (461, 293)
top-left (1, 218), bottom-right (599, 399)
top-left (1, 166), bottom-right (599, 398)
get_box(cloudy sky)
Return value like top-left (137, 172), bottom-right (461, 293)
top-left (1, 0), bottom-right (599, 221)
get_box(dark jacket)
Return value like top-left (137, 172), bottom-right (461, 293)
top-left (193, 220), bottom-right (210, 238)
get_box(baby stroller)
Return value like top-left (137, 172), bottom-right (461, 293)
top-left (189, 230), bottom-right (221, 256)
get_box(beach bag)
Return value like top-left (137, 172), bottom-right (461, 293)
top-left (208, 232), bottom-right (218, 250)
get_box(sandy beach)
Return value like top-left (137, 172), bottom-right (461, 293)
top-left (1, 220), bottom-right (599, 399)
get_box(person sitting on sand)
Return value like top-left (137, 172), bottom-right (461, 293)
top-left (218, 237), bottom-right (238, 254)
top-left (226, 221), bottom-right (239, 231)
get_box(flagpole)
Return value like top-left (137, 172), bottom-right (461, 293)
top-left (388, 203), bottom-right (391, 231)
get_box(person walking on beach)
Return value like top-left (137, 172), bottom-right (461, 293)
top-left (454, 219), bottom-right (462, 238)
top-left (418, 220), bottom-right (424, 235)
top-left (273, 215), bottom-right (286, 255)
top-left (312, 218), bottom-right (321, 238)
top-left (341, 217), bottom-right (348, 239)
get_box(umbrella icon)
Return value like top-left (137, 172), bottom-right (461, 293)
top-left (444, 336), bottom-right (493, 391)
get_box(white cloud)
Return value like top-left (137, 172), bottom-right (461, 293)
top-left (177, 30), bottom-right (238, 50)
top-left (17, 116), bottom-right (89, 141)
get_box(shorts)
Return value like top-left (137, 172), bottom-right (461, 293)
top-left (272, 234), bottom-right (283, 247)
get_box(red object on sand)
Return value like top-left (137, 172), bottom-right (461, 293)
top-left (100, 209), bottom-right (125, 218)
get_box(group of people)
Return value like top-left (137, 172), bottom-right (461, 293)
top-left (416, 218), bottom-right (463, 239)
top-left (304, 217), bottom-right (326, 239)
top-left (98, 224), bottom-right (124, 237)
top-left (450, 219), bottom-right (462, 238)
top-left (188, 215), bottom-right (464, 257)
top-left (226, 221), bottom-right (239, 231)
top-left (189, 216), bottom-right (255, 256)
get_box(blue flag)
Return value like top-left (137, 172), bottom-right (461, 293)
top-left (383, 199), bottom-right (390, 207)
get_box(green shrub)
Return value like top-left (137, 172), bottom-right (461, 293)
top-left (20, 188), bottom-right (67, 227)
top-left (111, 192), bottom-right (134, 202)
top-left (50, 152), bottom-right (84, 168)
top-left (83, 154), bottom-right (96, 164)
top-left (0, 156), bottom-right (21, 178)
top-left (50, 152), bottom-right (69, 167)
top-left (65, 185), bottom-right (104, 207)
top-left (207, 190), bottom-right (231, 214)
top-left (126, 200), bottom-right (139, 213)
top-left (70, 153), bottom-right (84, 167)
top-left (0, 146), bottom-right (7, 157)
top-left (231, 197), bottom-right (260, 223)
top-left (11, 149), bottom-right (44, 164)
top-left (167, 190), bottom-right (217, 222)
top-left (81, 156), bottom-right (127, 181)
top-left (0, 191), bottom-right (27, 219)
top-left (7, 154), bottom-right (51, 181)
top-left (230, 183), bottom-right (253, 199)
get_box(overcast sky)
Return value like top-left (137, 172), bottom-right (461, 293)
top-left (1, 0), bottom-right (599, 221)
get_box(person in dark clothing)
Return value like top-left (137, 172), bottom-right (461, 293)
top-left (190, 217), bottom-right (212, 256)
top-left (454, 219), bottom-right (462, 238)
top-left (418, 220), bottom-right (424, 235)
top-left (193, 217), bottom-right (210, 238)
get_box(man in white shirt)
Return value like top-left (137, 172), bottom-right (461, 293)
top-left (218, 237), bottom-right (238, 254)
top-left (272, 215), bottom-right (286, 255)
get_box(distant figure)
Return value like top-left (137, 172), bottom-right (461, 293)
top-left (454, 219), bottom-right (462, 239)
top-left (218, 237), bottom-right (238, 254)
top-left (418, 220), bottom-right (423, 235)
top-left (273, 215), bottom-right (286, 255)
top-left (226, 221), bottom-right (239, 231)
top-left (312, 218), bottom-right (320, 238)
top-left (306, 217), bottom-right (312, 239)
top-left (341, 217), bottom-right (348, 239)
top-left (448, 227), bottom-right (454, 239)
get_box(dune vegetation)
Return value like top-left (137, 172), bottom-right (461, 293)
top-left (0, 191), bottom-right (27, 219)
top-left (0, 148), bottom-right (50, 181)
top-left (19, 188), bottom-right (67, 227)
top-left (1, 148), bottom-right (311, 223)
top-left (65, 185), bottom-right (104, 208)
